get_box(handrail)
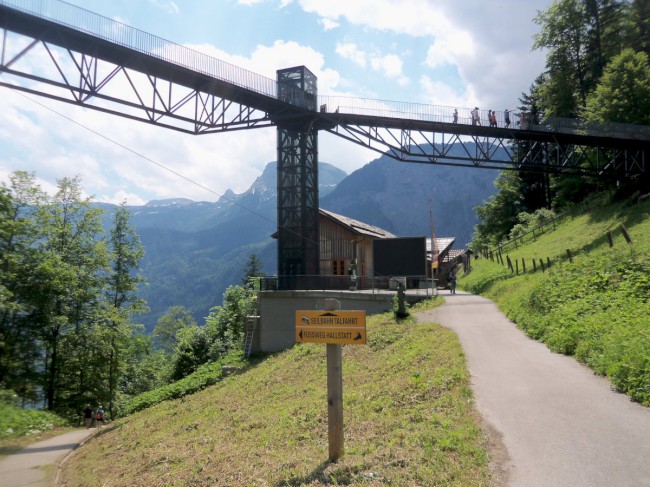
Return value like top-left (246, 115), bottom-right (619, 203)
top-left (0, 0), bottom-right (280, 98)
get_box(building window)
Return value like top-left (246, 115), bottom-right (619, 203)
top-left (331, 259), bottom-right (345, 276)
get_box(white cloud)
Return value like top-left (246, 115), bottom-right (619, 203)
top-left (335, 43), bottom-right (366, 68)
top-left (149, 0), bottom-right (180, 14)
top-left (319, 18), bottom-right (340, 31)
top-left (424, 30), bottom-right (475, 69)
top-left (370, 53), bottom-right (408, 85)
top-left (295, 0), bottom-right (550, 110)
top-left (420, 76), bottom-right (466, 107)
top-left (296, 0), bottom-right (452, 38)
top-left (336, 44), bottom-right (408, 85)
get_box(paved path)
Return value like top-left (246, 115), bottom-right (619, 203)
top-left (417, 292), bottom-right (650, 487)
top-left (0, 428), bottom-right (95, 487)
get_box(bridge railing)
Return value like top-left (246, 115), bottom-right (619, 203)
top-left (318, 95), bottom-right (650, 141)
top-left (1, 0), bottom-right (281, 99)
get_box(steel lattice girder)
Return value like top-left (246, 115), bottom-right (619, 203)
top-left (324, 121), bottom-right (648, 176)
top-left (0, 23), bottom-right (275, 134)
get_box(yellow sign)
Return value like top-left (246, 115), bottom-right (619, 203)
top-left (295, 310), bottom-right (367, 345)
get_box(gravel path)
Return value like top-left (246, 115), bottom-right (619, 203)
top-left (416, 292), bottom-right (650, 487)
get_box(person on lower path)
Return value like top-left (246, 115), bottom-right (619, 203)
top-left (448, 268), bottom-right (457, 294)
top-left (95, 404), bottom-right (105, 428)
top-left (83, 404), bottom-right (93, 429)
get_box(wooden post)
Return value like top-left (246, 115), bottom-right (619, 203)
top-left (621, 224), bottom-right (632, 244)
top-left (566, 249), bottom-right (573, 263)
top-left (540, 259), bottom-right (545, 272)
top-left (607, 231), bottom-right (613, 247)
top-left (533, 259), bottom-right (537, 272)
top-left (516, 260), bottom-right (519, 275)
top-left (547, 257), bottom-right (551, 268)
top-left (325, 299), bottom-right (343, 461)
top-left (522, 258), bottom-right (526, 273)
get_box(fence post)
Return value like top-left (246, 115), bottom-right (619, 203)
top-left (607, 231), bottom-right (613, 247)
top-left (547, 257), bottom-right (551, 269)
top-left (566, 249), bottom-right (573, 263)
top-left (533, 259), bottom-right (537, 272)
top-left (540, 259), bottom-right (545, 272)
top-left (621, 224), bottom-right (632, 244)
top-left (522, 258), bottom-right (526, 273)
top-left (516, 260), bottom-right (519, 275)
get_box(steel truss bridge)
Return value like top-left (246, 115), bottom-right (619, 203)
top-left (1, 0), bottom-right (649, 282)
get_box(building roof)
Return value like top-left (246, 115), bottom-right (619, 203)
top-left (319, 208), bottom-right (397, 239)
top-left (426, 237), bottom-right (455, 256)
top-left (443, 248), bottom-right (466, 262)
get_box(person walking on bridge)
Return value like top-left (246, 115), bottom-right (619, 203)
top-left (472, 107), bottom-right (480, 126)
top-left (504, 108), bottom-right (511, 128)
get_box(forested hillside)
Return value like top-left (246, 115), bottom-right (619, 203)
top-left (321, 144), bottom-right (499, 247)
top-left (471, 0), bottom-right (650, 251)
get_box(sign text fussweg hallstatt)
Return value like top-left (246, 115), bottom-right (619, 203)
top-left (295, 310), bottom-right (367, 345)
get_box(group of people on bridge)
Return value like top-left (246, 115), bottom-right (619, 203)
top-left (453, 107), bottom-right (513, 128)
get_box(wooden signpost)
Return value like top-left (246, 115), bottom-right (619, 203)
top-left (295, 310), bottom-right (367, 345)
top-left (295, 302), bottom-right (366, 461)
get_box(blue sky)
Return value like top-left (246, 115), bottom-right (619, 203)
top-left (0, 0), bottom-right (553, 204)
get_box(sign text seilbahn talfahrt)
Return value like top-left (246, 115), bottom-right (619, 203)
top-left (295, 310), bottom-right (366, 345)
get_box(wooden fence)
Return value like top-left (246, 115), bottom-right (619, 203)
top-left (481, 224), bottom-right (633, 274)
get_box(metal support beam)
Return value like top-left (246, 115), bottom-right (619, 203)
top-left (325, 121), bottom-right (648, 176)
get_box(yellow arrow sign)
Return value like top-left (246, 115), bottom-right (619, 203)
top-left (295, 310), bottom-right (367, 345)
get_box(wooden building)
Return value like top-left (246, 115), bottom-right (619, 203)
top-left (318, 208), bottom-right (396, 285)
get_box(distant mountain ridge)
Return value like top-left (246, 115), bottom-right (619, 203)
top-left (321, 145), bottom-right (499, 247)
top-left (97, 144), bottom-right (499, 331)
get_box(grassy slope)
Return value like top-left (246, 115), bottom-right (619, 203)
top-left (462, 196), bottom-right (650, 405)
top-left (61, 305), bottom-right (492, 486)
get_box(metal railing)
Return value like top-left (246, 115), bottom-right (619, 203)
top-left (1, 0), bottom-right (279, 98)
top-left (259, 275), bottom-right (436, 293)
top-left (318, 96), bottom-right (650, 141)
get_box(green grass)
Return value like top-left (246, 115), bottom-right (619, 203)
top-left (61, 301), bottom-right (493, 486)
top-left (463, 195), bottom-right (650, 405)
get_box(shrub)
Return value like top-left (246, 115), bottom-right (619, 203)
top-left (0, 390), bottom-right (68, 439)
top-left (117, 351), bottom-right (247, 417)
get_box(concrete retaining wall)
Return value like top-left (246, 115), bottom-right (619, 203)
top-left (253, 290), bottom-right (396, 353)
